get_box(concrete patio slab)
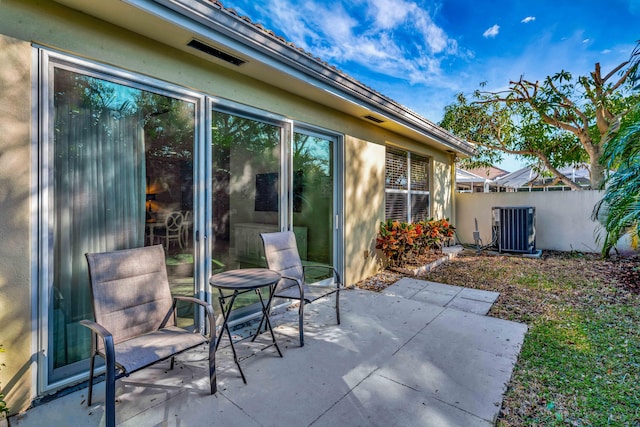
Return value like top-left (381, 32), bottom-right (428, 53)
top-left (458, 288), bottom-right (501, 303)
top-left (446, 297), bottom-right (495, 315)
top-left (10, 288), bottom-right (526, 427)
top-left (384, 278), bottom-right (500, 315)
top-left (314, 373), bottom-right (492, 427)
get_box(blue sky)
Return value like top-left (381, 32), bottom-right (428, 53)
top-left (220, 0), bottom-right (639, 171)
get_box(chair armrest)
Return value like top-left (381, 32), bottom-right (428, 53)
top-left (279, 275), bottom-right (305, 301)
top-left (302, 265), bottom-right (342, 288)
top-left (80, 319), bottom-right (113, 340)
top-left (80, 319), bottom-right (116, 362)
top-left (173, 296), bottom-right (216, 341)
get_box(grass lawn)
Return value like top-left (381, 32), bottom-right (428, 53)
top-left (360, 250), bottom-right (640, 426)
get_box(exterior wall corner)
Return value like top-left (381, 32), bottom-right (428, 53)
top-left (0, 33), bottom-right (35, 414)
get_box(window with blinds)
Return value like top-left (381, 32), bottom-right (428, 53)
top-left (385, 148), bottom-right (430, 222)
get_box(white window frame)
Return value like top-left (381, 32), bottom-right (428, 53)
top-left (384, 147), bottom-right (430, 222)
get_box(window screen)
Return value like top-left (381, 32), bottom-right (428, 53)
top-left (411, 193), bottom-right (430, 222)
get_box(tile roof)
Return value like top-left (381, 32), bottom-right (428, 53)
top-left (464, 166), bottom-right (510, 180)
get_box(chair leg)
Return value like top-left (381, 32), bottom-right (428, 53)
top-left (336, 289), bottom-right (340, 325)
top-left (208, 339), bottom-right (217, 394)
top-left (87, 353), bottom-right (96, 406)
top-left (104, 342), bottom-right (117, 427)
top-left (298, 301), bottom-right (305, 347)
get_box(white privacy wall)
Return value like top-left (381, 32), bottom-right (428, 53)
top-left (455, 191), bottom-right (635, 254)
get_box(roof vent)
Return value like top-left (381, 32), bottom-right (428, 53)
top-left (363, 115), bottom-right (384, 123)
top-left (187, 39), bottom-right (245, 66)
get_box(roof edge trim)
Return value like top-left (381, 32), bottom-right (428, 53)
top-left (133, 0), bottom-right (476, 156)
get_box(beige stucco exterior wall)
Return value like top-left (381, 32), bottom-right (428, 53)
top-left (431, 155), bottom-right (455, 220)
top-left (455, 191), bottom-right (637, 253)
top-left (343, 137), bottom-right (386, 285)
top-left (0, 0), bottom-right (457, 410)
top-left (0, 34), bottom-right (34, 413)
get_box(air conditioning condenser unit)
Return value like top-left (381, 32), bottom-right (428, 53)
top-left (492, 206), bottom-right (536, 254)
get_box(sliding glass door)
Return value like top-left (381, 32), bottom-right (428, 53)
top-left (210, 114), bottom-right (342, 319)
top-left (42, 56), bottom-right (199, 385)
top-left (292, 129), bottom-right (338, 280)
top-left (210, 110), bottom-right (283, 318)
top-left (38, 50), bottom-right (343, 390)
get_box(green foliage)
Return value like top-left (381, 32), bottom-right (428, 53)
top-left (593, 102), bottom-right (640, 256)
top-left (512, 306), bottom-right (640, 426)
top-left (375, 218), bottom-right (455, 268)
top-left (440, 42), bottom-right (640, 190)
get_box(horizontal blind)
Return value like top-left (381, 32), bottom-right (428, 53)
top-left (385, 147), bottom-right (408, 190)
top-left (410, 193), bottom-right (430, 222)
top-left (385, 192), bottom-right (407, 222)
top-left (410, 153), bottom-right (429, 192)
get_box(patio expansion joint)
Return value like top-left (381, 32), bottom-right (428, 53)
top-left (308, 366), bottom-right (384, 427)
top-left (218, 389), bottom-right (265, 426)
top-left (425, 390), bottom-right (495, 424)
top-left (390, 305), bottom-right (447, 357)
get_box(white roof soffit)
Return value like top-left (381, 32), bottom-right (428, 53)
top-left (52, 0), bottom-right (475, 157)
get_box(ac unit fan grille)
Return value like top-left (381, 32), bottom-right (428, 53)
top-left (492, 206), bottom-right (536, 254)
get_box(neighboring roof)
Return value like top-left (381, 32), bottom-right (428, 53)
top-left (456, 168), bottom-right (489, 184)
top-left (496, 164), bottom-right (591, 188)
top-left (464, 166), bottom-right (510, 180)
top-left (52, 0), bottom-right (476, 157)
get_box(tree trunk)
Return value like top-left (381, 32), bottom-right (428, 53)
top-left (589, 146), bottom-right (606, 190)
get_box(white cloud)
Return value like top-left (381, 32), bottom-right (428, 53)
top-left (483, 25), bottom-right (500, 38)
top-left (521, 16), bottom-right (536, 23)
top-left (368, 0), bottom-right (414, 29)
top-left (582, 38), bottom-right (590, 43)
top-left (601, 49), bottom-right (612, 54)
top-left (254, 0), bottom-right (461, 86)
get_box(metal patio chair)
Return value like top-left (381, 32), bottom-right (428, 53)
top-left (260, 231), bottom-right (342, 346)
top-left (81, 245), bottom-right (216, 427)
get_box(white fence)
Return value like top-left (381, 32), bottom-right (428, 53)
top-left (455, 191), bottom-right (635, 254)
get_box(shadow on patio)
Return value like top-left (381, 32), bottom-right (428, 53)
top-left (10, 287), bottom-right (527, 427)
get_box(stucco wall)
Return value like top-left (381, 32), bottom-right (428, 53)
top-left (431, 155), bottom-right (454, 220)
top-left (344, 137), bottom-right (386, 285)
top-left (455, 191), bottom-right (636, 253)
top-left (0, 34), bottom-right (34, 413)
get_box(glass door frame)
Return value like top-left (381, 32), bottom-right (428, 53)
top-left (205, 100), bottom-right (344, 320)
top-left (35, 48), bottom-right (345, 394)
top-left (292, 124), bottom-right (344, 278)
top-left (205, 99), bottom-right (292, 317)
top-left (35, 47), bottom-right (208, 393)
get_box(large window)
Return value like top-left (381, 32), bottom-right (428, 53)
top-left (385, 147), bottom-right (430, 222)
top-left (42, 56), bottom-right (198, 386)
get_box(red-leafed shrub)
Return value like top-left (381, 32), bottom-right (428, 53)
top-left (376, 218), bottom-right (455, 268)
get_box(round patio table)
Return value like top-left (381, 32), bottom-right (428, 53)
top-left (209, 268), bottom-right (283, 383)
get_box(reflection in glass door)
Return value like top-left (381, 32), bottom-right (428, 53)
top-left (292, 130), bottom-right (336, 281)
top-left (211, 110), bottom-right (282, 319)
top-left (45, 63), bottom-right (196, 384)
